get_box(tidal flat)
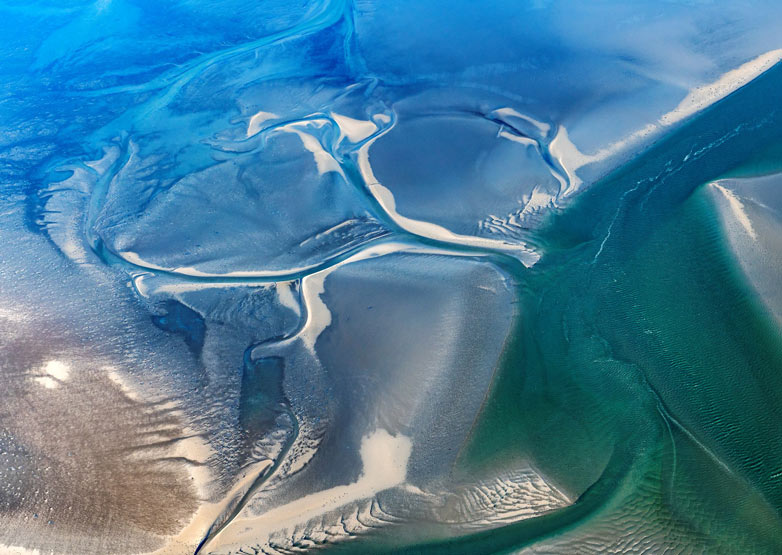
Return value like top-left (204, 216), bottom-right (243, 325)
top-left (1, 1), bottom-right (782, 553)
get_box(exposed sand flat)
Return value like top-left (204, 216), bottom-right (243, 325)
top-left (707, 175), bottom-right (782, 326)
top-left (711, 182), bottom-right (758, 240)
top-left (0, 313), bottom-right (205, 554)
top-left (204, 430), bottom-right (412, 552)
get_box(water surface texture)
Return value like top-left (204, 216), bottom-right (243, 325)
top-left (2, 1), bottom-right (782, 553)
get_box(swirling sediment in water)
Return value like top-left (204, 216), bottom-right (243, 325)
top-left (1, 1), bottom-right (782, 554)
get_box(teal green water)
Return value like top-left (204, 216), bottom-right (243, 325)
top-left (328, 63), bottom-right (782, 554)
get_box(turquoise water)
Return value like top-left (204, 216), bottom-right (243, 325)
top-left (324, 56), bottom-right (782, 555)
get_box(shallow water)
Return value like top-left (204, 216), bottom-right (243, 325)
top-left (1, 1), bottom-right (782, 554)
